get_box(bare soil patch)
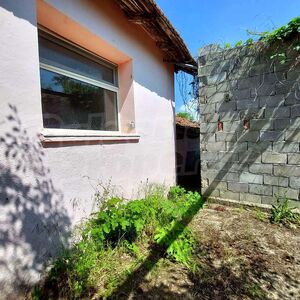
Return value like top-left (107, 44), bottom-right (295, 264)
top-left (124, 204), bottom-right (300, 299)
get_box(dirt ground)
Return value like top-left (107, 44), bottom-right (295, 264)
top-left (126, 203), bottom-right (300, 300)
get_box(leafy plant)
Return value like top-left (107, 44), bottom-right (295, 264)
top-left (154, 221), bottom-right (196, 268)
top-left (235, 40), bottom-right (243, 47)
top-left (270, 195), bottom-right (299, 225)
top-left (37, 186), bottom-right (203, 298)
top-left (224, 42), bottom-right (231, 49)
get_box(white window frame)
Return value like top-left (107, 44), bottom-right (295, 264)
top-left (38, 29), bottom-right (122, 137)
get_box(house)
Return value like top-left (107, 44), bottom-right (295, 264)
top-left (0, 0), bottom-right (195, 296)
top-left (176, 116), bottom-right (200, 190)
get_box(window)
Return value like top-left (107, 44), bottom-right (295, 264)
top-left (38, 32), bottom-right (119, 131)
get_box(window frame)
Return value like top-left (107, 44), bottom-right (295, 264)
top-left (38, 28), bottom-right (121, 136)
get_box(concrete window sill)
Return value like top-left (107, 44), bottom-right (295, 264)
top-left (39, 129), bottom-right (140, 146)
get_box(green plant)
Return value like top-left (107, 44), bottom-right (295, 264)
top-left (176, 112), bottom-right (194, 121)
top-left (254, 208), bottom-right (268, 222)
top-left (270, 195), bottom-right (299, 225)
top-left (154, 221), bottom-right (196, 268)
top-left (235, 40), bottom-right (243, 47)
top-left (224, 42), bottom-right (231, 49)
top-left (38, 186), bottom-right (203, 298)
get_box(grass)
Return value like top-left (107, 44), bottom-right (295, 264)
top-left (33, 185), bottom-right (204, 299)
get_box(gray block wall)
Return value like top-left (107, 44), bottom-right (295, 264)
top-left (198, 37), bottom-right (300, 207)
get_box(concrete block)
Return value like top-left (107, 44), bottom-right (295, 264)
top-left (239, 108), bottom-right (265, 119)
top-left (239, 151), bottom-right (261, 163)
top-left (273, 186), bottom-right (299, 200)
top-left (206, 142), bottom-right (226, 151)
top-left (237, 98), bottom-right (259, 110)
top-left (261, 196), bottom-right (277, 205)
top-left (238, 76), bottom-right (260, 90)
top-left (220, 190), bottom-right (240, 200)
top-left (219, 152), bottom-right (239, 162)
top-left (287, 70), bottom-right (300, 81)
top-left (232, 88), bottom-right (250, 100)
top-left (216, 80), bottom-right (238, 92)
top-left (240, 172), bottom-right (263, 184)
top-left (216, 132), bottom-right (237, 142)
top-left (284, 93), bottom-right (300, 106)
top-left (240, 193), bottom-right (262, 203)
top-left (288, 153), bottom-right (300, 165)
top-left (262, 152), bottom-right (287, 164)
top-left (251, 84), bottom-right (275, 97)
top-left (291, 105), bottom-right (300, 118)
top-left (223, 121), bottom-right (243, 132)
top-left (275, 81), bottom-right (295, 95)
top-left (273, 142), bottom-right (299, 153)
top-left (290, 118), bottom-right (300, 130)
top-left (201, 152), bottom-right (219, 162)
top-left (285, 130), bottom-right (300, 142)
top-left (216, 101), bottom-right (237, 112)
top-left (200, 122), bottom-right (216, 133)
top-left (200, 103), bottom-right (215, 114)
top-left (264, 175), bottom-right (288, 187)
top-left (249, 184), bottom-right (272, 196)
top-left (274, 165), bottom-right (300, 177)
top-left (203, 113), bottom-right (219, 123)
top-left (199, 85), bottom-right (217, 97)
top-left (226, 142), bottom-right (247, 152)
top-left (200, 72), bottom-right (227, 85)
top-left (249, 163), bottom-right (273, 174)
top-left (248, 142), bottom-right (272, 152)
top-left (265, 107), bottom-right (290, 118)
top-left (219, 111), bottom-right (240, 122)
top-left (290, 177), bottom-right (300, 189)
top-left (259, 95), bottom-right (284, 107)
top-left (250, 119), bottom-right (273, 131)
top-left (200, 133), bottom-right (216, 143)
top-left (249, 63), bottom-right (273, 76)
top-left (207, 92), bottom-right (226, 104)
top-left (228, 182), bottom-right (248, 193)
top-left (260, 131), bottom-right (284, 142)
top-left (237, 131), bottom-right (260, 142)
top-left (273, 118), bottom-right (290, 130)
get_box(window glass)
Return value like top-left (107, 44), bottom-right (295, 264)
top-left (39, 36), bottom-right (115, 85)
top-left (40, 69), bottom-right (118, 131)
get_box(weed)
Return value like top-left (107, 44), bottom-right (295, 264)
top-left (37, 185), bottom-right (203, 298)
top-left (270, 195), bottom-right (299, 225)
top-left (254, 208), bottom-right (268, 222)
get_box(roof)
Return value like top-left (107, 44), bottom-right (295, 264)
top-left (114, 0), bottom-right (197, 74)
top-left (176, 116), bottom-right (200, 128)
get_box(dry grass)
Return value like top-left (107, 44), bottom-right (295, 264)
top-left (121, 204), bottom-right (300, 300)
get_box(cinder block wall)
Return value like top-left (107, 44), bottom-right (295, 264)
top-left (198, 37), bottom-right (300, 207)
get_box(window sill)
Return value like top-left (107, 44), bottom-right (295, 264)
top-left (39, 129), bottom-right (140, 146)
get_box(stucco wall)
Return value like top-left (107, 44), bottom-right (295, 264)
top-left (0, 0), bottom-right (175, 295)
top-left (198, 38), bottom-right (300, 207)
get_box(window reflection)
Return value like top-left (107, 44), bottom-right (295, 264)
top-left (40, 69), bottom-right (118, 131)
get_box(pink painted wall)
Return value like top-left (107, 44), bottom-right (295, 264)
top-left (0, 0), bottom-right (175, 295)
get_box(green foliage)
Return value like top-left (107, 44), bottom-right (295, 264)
top-left (176, 112), bottom-right (194, 121)
top-left (260, 16), bottom-right (300, 43)
top-left (235, 40), bottom-right (243, 47)
top-left (270, 195), bottom-right (299, 225)
top-left (39, 186), bottom-right (203, 298)
top-left (154, 221), bottom-right (196, 268)
top-left (224, 42), bottom-right (231, 49)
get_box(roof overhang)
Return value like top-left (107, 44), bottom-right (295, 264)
top-left (114, 0), bottom-right (197, 74)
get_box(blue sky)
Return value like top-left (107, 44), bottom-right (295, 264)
top-left (155, 0), bottom-right (300, 112)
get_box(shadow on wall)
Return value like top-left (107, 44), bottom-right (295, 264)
top-left (199, 38), bottom-right (300, 205)
top-left (0, 104), bottom-right (71, 295)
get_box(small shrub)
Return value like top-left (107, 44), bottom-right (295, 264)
top-left (38, 185), bottom-right (203, 298)
top-left (270, 195), bottom-right (299, 225)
